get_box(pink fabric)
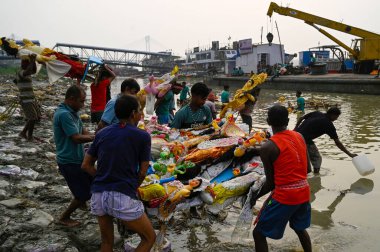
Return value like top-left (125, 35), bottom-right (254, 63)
top-left (144, 84), bottom-right (158, 94)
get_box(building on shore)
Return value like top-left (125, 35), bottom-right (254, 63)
top-left (183, 39), bottom-right (294, 76)
top-left (182, 41), bottom-right (238, 76)
top-left (141, 51), bottom-right (183, 74)
top-left (235, 40), bottom-right (288, 74)
top-left (299, 45), bottom-right (354, 73)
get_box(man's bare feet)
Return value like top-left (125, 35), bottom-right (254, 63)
top-left (29, 136), bottom-right (46, 143)
top-left (190, 207), bottom-right (201, 219)
top-left (57, 218), bottom-right (81, 227)
top-left (19, 132), bottom-right (27, 139)
top-left (79, 202), bottom-right (88, 211)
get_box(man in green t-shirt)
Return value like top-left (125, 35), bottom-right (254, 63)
top-left (296, 90), bottom-right (305, 113)
top-left (179, 82), bottom-right (190, 107)
top-left (221, 85), bottom-right (230, 103)
top-left (155, 90), bottom-right (174, 125)
top-left (171, 82), bottom-right (212, 129)
top-left (156, 83), bottom-right (183, 125)
top-left (53, 85), bottom-right (95, 227)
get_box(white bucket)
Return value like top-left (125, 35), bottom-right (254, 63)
top-left (352, 154), bottom-right (375, 176)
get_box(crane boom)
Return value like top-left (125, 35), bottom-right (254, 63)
top-left (267, 2), bottom-right (380, 39)
top-left (267, 2), bottom-right (380, 73)
top-left (307, 23), bottom-right (358, 57)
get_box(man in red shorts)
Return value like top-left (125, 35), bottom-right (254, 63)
top-left (251, 105), bottom-right (312, 252)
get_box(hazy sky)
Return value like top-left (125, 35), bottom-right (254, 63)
top-left (2, 0), bottom-right (379, 57)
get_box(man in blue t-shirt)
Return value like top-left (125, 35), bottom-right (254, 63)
top-left (96, 78), bottom-right (140, 131)
top-left (294, 107), bottom-right (356, 173)
top-left (53, 85), bottom-right (95, 227)
top-left (296, 90), bottom-right (305, 113)
top-left (82, 95), bottom-right (155, 251)
top-left (171, 82), bottom-right (212, 129)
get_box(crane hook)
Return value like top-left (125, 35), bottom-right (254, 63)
top-left (266, 32), bottom-right (274, 45)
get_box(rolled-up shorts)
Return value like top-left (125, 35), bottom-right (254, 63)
top-left (241, 113), bottom-right (252, 131)
top-left (91, 191), bottom-right (144, 221)
top-left (20, 100), bottom-right (41, 121)
top-left (255, 197), bottom-right (311, 240)
top-left (58, 163), bottom-right (92, 202)
top-left (91, 111), bottom-right (103, 124)
top-left (307, 143), bottom-right (322, 170)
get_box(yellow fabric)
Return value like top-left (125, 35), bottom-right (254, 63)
top-left (137, 90), bottom-right (147, 114)
top-left (36, 54), bottom-right (56, 62)
top-left (170, 65), bottom-right (179, 76)
top-left (219, 73), bottom-right (267, 118)
top-left (8, 39), bottom-right (20, 50)
top-left (170, 187), bottom-right (191, 202)
top-left (213, 183), bottom-right (250, 204)
top-left (22, 39), bottom-right (35, 47)
top-left (18, 47), bottom-right (56, 62)
top-left (41, 47), bottom-right (56, 56)
top-left (137, 89), bottom-right (147, 96)
top-left (138, 183), bottom-right (167, 201)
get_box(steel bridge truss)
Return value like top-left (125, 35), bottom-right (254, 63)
top-left (53, 43), bottom-right (177, 70)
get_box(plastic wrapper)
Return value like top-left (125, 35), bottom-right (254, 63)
top-left (213, 171), bottom-right (261, 204)
top-left (184, 147), bottom-right (231, 164)
top-left (220, 117), bottom-right (246, 137)
top-left (151, 137), bottom-right (168, 160)
top-left (182, 135), bottom-right (210, 150)
top-left (145, 93), bottom-right (155, 115)
top-left (0, 165), bottom-right (39, 180)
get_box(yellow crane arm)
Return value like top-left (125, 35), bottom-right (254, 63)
top-left (267, 2), bottom-right (380, 39)
top-left (306, 22), bottom-right (358, 57)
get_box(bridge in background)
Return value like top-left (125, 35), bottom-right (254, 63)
top-left (52, 43), bottom-right (180, 70)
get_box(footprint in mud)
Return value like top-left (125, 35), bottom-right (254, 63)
top-left (337, 221), bottom-right (358, 229)
top-left (312, 167), bottom-right (334, 177)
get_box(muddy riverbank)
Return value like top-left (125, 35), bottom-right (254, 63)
top-left (1, 75), bottom-right (379, 251)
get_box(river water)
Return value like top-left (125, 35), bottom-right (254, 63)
top-left (111, 77), bottom-right (380, 252)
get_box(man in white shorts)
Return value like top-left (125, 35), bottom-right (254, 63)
top-left (82, 95), bottom-right (155, 251)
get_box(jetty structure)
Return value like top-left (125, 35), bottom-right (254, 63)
top-left (206, 74), bottom-right (380, 95)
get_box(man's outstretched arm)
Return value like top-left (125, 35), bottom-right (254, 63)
top-left (333, 138), bottom-right (357, 158)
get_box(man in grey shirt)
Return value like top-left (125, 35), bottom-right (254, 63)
top-left (16, 54), bottom-right (41, 141)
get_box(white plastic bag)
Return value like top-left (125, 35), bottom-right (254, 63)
top-left (145, 93), bottom-right (155, 115)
